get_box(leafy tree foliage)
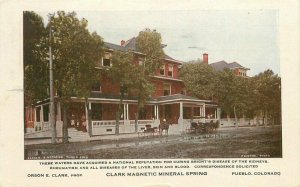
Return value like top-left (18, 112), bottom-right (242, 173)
top-left (23, 11), bottom-right (48, 105)
top-left (108, 51), bottom-right (137, 134)
top-left (251, 70), bottom-right (281, 125)
top-left (136, 28), bottom-right (165, 75)
top-left (47, 11), bottom-right (104, 142)
top-left (180, 61), bottom-right (217, 99)
top-left (49, 11), bottom-right (103, 101)
top-left (180, 61), bottom-right (281, 125)
top-left (134, 28), bottom-right (165, 131)
top-left (108, 28), bottom-right (165, 133)
top-left (215, 69), bottom-right (249, 124)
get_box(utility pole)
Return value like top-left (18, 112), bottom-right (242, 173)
top-left (49, 14), bottom-right (57, 144)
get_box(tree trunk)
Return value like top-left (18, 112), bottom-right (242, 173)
top-left (115, 93), bottom-right (124, 135)
top-left (85, 100), bottom-right (92, 137)
top-left (264, 111), bottom-right (268, 128)
top-left (234, 105), bottom-right (238, 128)
top-left (62, 102), bottom-right (69, 143)
top-left (262, 110), bottom-right (265, 126)
top-left (115, 111), bottom-right (120, 135)
top-left (135, 110), bottom-right (139, 133)
top-left (51, 101), bottom-right (57, 144)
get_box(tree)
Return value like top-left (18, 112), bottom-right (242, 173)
top-left (251, 70), bottom-right (281, 126)
top-left (180, 61), bottom-right (218, 99)
top-left (134, 28), bottom-right (165, 131)
top-left (108, 51), bottom-right (137, 134)
top-left (215, 69), bottom-right (249, 126)
top-left (23, 11), bottom-right (48, 105)
top-left (48, 11), bottom-right (104, 143)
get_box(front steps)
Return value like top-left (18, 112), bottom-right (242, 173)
top-left (68, 128), bottom-right (90, 142)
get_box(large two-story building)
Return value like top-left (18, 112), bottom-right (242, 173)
top-left (25, 37), bottom-right (221, 139)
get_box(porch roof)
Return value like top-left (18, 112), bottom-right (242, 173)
top-left (155, 94), bottom-right (217, 105)
top-left (86, 92), bottom-right (156, 104)
top-left (86, 93), bottom-right (218, 106)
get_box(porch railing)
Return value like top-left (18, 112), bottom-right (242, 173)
top-left (32, 121), bottom-right (50, 132)
top-left (91, 120), bottom-right (154, 128)
top-left (92, 120), bottom-right (124, 127)
top-left (43, 122), bottom-right (50, 130)
top-left (129, 120), bottom-right (153, 125)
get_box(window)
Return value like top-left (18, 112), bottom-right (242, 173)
top-left (102, 52), bottom-right (111, 67)
top-left (103, 59), bottom-right (111, 66)
top-left (160, 64), bottom-right (165, 75)
top-left (138, 57), bottom-right (144, 66)
top-left (36, 107), bottom-right (41, 122)
top-left (91, 103), bottom-right (102, 120)
top-left (168, 64), bottom-right (173, 77)
top-left (120, 84), bottom-right (128, 95)
top-left (163, 83), bottom-right (171, 96)
top-left (43, 105), bottom-right (49, 122)
top-left (181, 89), bottom-right (187, 95)
top-left (92, 80), bottom-right (101, 92)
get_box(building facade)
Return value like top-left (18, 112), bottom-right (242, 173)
top-left (25, 38), bottom-right (220, 138)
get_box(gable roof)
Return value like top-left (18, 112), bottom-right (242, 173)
top-left (104, 42), bottom-right (127, 52)
top-left (122, 37), bottom-right (136, 50)
top-left (209, 60), bottom-right (249, 71)
top-left (104, 37), bottom-right (182, 64)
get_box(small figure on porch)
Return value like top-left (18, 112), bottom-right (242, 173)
top-left (81, 114), bottom-right (87, 132)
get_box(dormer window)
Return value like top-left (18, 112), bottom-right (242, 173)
top-left (102, 52), bottom-right (112, 67)
top-left (160, 64), bottom-right (165, 76)
top-left (168, 64), bottom-right (173, 77)
top-left (138, 57), bottom-right (144, 66)
top-left (103, 59), bottom-right (111, 66)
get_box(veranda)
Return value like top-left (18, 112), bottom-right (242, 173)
top-left (25, 94), bottom-right (220, 137)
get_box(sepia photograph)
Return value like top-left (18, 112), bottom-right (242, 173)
top-left (24, 10), bottom-right (282, 159)
top-left (1, 1), bottom-right (299, 186)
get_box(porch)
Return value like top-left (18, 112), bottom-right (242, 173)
top-left (25, 94), bottom-right (221, 138)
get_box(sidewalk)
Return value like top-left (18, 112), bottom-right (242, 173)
top-left (24, 125), bottom-right (280, 145)
top-left (25, 133), bottom-right (141, 145)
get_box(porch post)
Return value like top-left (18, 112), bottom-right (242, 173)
top-left (34, 107), bottom-right (36, 123)
top-left (40, 105), bottom-right (44, 129)
top-left (203, 103), bottom-right (206, 121)
top-left (217, 108), bottom-right (221, 120)
top-left (179, 102), bottom-right (183, 119)
top-left (191, 107), bottom-right (194, 120)
top-left (123, 104), bottom-right (126, 120)
top-left (200, 107), bottom-right (202, 117)
top-left (156, 105), bottom-right (159, 119)
top-left (215, 108), bottom-right (217, 119)
top-left (199, 107), bottom-right (201, 117)
top-left (57, 101), bottom-right (61, 121)
top-left (86, 101), bottom-right (92, 136)
top-left (126, 104), bottom-right (129, 120)
top-left (85, 102), bottom-right (88, 129)
top-left (154, 105), bottom-right (157, 119)
top-left (178, 102), bottom-right (184, 133)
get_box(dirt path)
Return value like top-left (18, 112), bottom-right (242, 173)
top-left (25, 126), bottom-right (282, 159)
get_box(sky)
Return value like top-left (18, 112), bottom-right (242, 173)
top-left (38, 10), bottom-right (279, 76)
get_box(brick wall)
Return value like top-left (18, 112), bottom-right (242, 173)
top-left (101, 74), bottom-right (120, 95)
top-left (101, 103), bottom-right (118, 120)
top-left (154, 61), bottom-right (180, 79)
top-left (151, 79), bottom-right (185, 97)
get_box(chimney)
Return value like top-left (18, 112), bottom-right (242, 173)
top-left (203, 53), bottom-right (208, 64)
top-left (121, 40), bottom-right (125, 46)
